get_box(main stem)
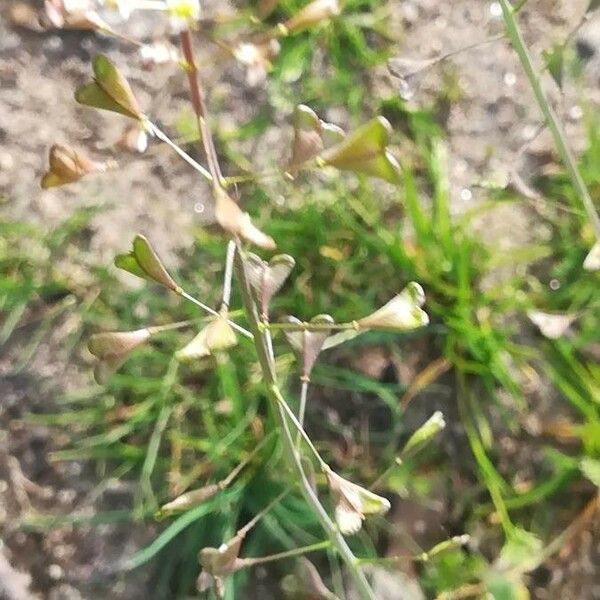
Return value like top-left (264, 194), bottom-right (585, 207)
top-left (499, 0), bottom-right (600, 241)
top-left (234, 246), bottom-right (377, 600)
top-left (178, 28), bottom-right (376, 600)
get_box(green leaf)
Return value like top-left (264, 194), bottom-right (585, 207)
top-left (319, 117), bottom-right (401, 183)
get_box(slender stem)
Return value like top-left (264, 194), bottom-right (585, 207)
top-left (145, 121), bottom-right (212, 181)
top-left (296, 379), bottom-right (309, 447)
top-left (499, 0), bottom-right (600, 241)
top-left (219, 433), bottom-right (274, 488)
top-left (146, 319), bottom-right (197, 335)
top-left (237, 540), bottom-right (332, 568)
top-left (179, 290), bottom-right (253, 339)
top-left (271, 384), bottom-right (327, 471)
top-left (221, 241), bottom-right (236, 310)
top-left (174, 25), bottom-right (375, 598)
top-left (234, 246), bottom-right (377, 600)
top-left (237, 488), bottom-right (290, 538)
top-left (179, 30), bottom-right (223, 185)
top-left (265, 321), bottom-right (360, 332)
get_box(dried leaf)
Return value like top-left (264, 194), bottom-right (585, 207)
top-left (527, 310), bottom-right (577, 339)
top-left (325, 467), bottom-right (390, 535)
top-left (41, 144), bottom-right (111, 189)
top-left (319, 117), bottom-right (401, 183)
top-left (358, 282), bottom-right (429, 330)
top-left (75, 55), bottom-right (142, 120)
top-left (214, 187), bottom-right (276, 249)
top-left (283, 0), bottom-right (341, 34)
top-left (175, 317), bottom-right (237, 361)
top-left (245, 253), bottom-right (295, 316)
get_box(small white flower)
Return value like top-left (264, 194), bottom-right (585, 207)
top-left (166, 0), bottom-right (200, 32)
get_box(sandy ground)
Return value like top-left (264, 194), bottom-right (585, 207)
top-left (1, 0), bottom-right (600, 598)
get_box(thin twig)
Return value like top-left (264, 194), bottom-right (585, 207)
top-left (221, 240), bottom-right (236, 310)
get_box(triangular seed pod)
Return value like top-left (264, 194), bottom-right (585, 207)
top-left (132, 235), bottom-right (179, 291)
top-left (290, 104), bottom-right (324, 167)
top-left (325, 467), bottom-right (390, 535)
top-left (283, 315), bottom-right (334, 379)
top-left (88, 328), bottom-right (151, 383)
top-left (114, 252), bottom-right (148, 280)
top-left (320, 122), bottom-right (345, 148)
top-left (245, 253), bottom-right (295, 317)
top-left (75, 55), bottom-right (142, 120)
top-left (281, 558), bottom-right (340, 600)
top-left (197, 535), bottom-right (244, 596)
top-left (289, 105), bottom-right (345, 170)
top-left (175, 317), bottom-right (237, 361)
top-left (319, 117), bottom-right (401, 184)
top-left (114, 235), bottom-right (180, 291)
top-left (214, 187), bottom-right (276, 250)
top-left (357, 282), bottom-right (429, 330)
top-left (41, 144), bottom-right (112, 189)
top-left (283, 0), bottom-right (341, 34)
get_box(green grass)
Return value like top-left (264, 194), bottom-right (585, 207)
top-left (2, 1), bottom-right (600, 598)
